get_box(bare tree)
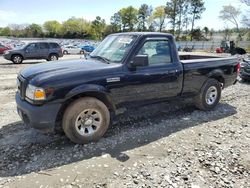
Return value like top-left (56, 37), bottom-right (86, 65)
top-left (153, 6), bottom-right (168, 31)
top-left (240, 0), bottom-right (250, 28)
top-left (165, 0), bottom-right (178, 34)
top-left (240, 0), bottom-right (250, 6)
top-left (189, 0), bottom-right (206, 41)
top-left (241, 15), bottom-right (250, 27)
top-left (219, 5), bottom-right (241, 38)
top-left (137, 4), bottom-right (152, 31)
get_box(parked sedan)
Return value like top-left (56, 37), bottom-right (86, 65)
top-left (80, 45), bottom-right (95, 53)
top-left (0, 44), bottom-right (11, 54)
top-left (240, 59), bottom-right (250, 81)
top-left (62, 45), bottom-right (82, 54)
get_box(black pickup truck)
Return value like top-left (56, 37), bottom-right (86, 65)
top-left (16, 32), bottom-right (239, 144)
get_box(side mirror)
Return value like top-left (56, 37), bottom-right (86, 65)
top-left (130, 55), bottom-right (149, 68)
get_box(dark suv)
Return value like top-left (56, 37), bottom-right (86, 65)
top-left (3, 42), bottom-right (63, 64)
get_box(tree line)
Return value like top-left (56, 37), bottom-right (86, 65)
top-left (0, 0), bottom-right (249, 41)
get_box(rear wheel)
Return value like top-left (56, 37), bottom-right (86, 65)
top-left (62, 97), bottom-right (110, 144)
top-left (195, 78), bottom-right (222, 111)
top-left (63, 50), bottom-right (68, 55)
top-left (11, 55), bottom-right (23, 64)
top-left (48, 54), bottom-right (58, 61)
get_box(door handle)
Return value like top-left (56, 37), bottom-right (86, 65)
top-left (168, 70), bottom-right (178, 74)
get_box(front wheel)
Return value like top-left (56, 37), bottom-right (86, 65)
top-left (195, 78), bottom-right (222, 111)
top-left (62, 97), bottom-right (110, 144)
top-left (11, 55), bottom-right (23, 64)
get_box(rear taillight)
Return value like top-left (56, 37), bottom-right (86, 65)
top-left (236, 63), bottom-right (240, 74)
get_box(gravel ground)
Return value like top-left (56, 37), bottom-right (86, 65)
top-left (0, 54), bottom-right (249, 188)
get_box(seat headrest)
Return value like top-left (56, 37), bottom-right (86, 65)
top-left (156, 43), bottom-right (169, 55)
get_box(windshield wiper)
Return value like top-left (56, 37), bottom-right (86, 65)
top-left (90, 55), bottom-right (110, 64)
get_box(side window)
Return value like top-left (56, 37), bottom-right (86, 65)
top-left (39, 43), bottom-right (49, 49)
top-left (137, 40), bottom-right (171, 65)
top-left (26, 43), bottom-right (39, 51)
top-left (50, 43), bottom-right (59, 49)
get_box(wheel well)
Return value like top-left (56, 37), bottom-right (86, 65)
top-left (11, 54), bottom-right (23, 60)
top-left (55, 92), bottom-right (115, 127)
top-left (208, 76), bottom-right (225, 87)
top-left (49, 53), bottom-right (58, 57)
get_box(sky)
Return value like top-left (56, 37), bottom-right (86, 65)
top-left (0, 0), bottom-right (248, 30)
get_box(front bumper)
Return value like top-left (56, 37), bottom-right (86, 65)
top-left (3, 53), bottom-right (11, 60)
top-left (16, 93), bottom-right (62, 132)
top-left (240, 70), bottom-right (250, 80)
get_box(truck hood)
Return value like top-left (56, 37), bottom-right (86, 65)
top-left (20, 59), bottom-right (117, 82)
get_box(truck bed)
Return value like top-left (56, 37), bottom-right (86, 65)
top-left (179, 52), bottom-right (231, 62)
top-left (180, 53), bottom-right (238, 95)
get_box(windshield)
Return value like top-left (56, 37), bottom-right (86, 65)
top-left (90, 35), bottom-right (138, 63)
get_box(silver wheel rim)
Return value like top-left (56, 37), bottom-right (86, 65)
top-left (75, 109), bottom-right (102, 136)
top-left (51, 55), bottom-right (57, 61)
top-left (205, 86), bottom-right (218, 105)
top-left (14, 56), bottom-right (21, 63)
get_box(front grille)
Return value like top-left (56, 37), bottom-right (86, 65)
top-left (244, 68), bottom-right (250, 73)
top-left (17, 76), bottom-right (27, 100)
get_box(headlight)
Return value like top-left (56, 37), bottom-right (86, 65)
top-left (25, 84), bottom-right (46, 101)
top-left (240, 63), bottom-right (248, 68)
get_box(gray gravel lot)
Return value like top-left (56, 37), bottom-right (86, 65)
top-left (0, 54), bottom-right (249, 188)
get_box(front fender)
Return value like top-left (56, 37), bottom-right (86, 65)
top-left (65, 84), bottom-right (108, 99)
top-left (64, 84), bottom-right (115, 111)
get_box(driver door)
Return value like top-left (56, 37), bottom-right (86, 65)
top-left (25, 43), bottom-right (39, 59)
top-left (110, 38), bottom-right (182, 107)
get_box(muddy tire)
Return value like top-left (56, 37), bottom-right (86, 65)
top-left (195, 78), bottom-right (221, 111)
top-left (62, 97), bottom-right (110, 144)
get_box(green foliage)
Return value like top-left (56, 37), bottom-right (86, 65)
top-left (1, 1), bottom-right (248, 41)
top-left (91, 16), bottom-right (106, 40)
top-left (44, 21), bottom-right (62, 37)
top-left (203, 26), bottom-right (209, 38)
top-left (223, 28), bottom-right (233, 40)
top-left (25, 23), bottom-right (43, 37)
top-left (189, 0), bottom-right (206, 40)
top-left (119, 6), bottom-right (138, 31)
top-left (137, 4), bottom-right (152, 31)
top-left (0, 27), bottom-right (11, 36)
top-left (190, 28), bottom-right (204, 40)
top-left (153, 6), bottom-right (167, 31)
top-left (110, 12), bottom-right (122, 33)
top-left (165, 0), bottom-right (179, 34)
